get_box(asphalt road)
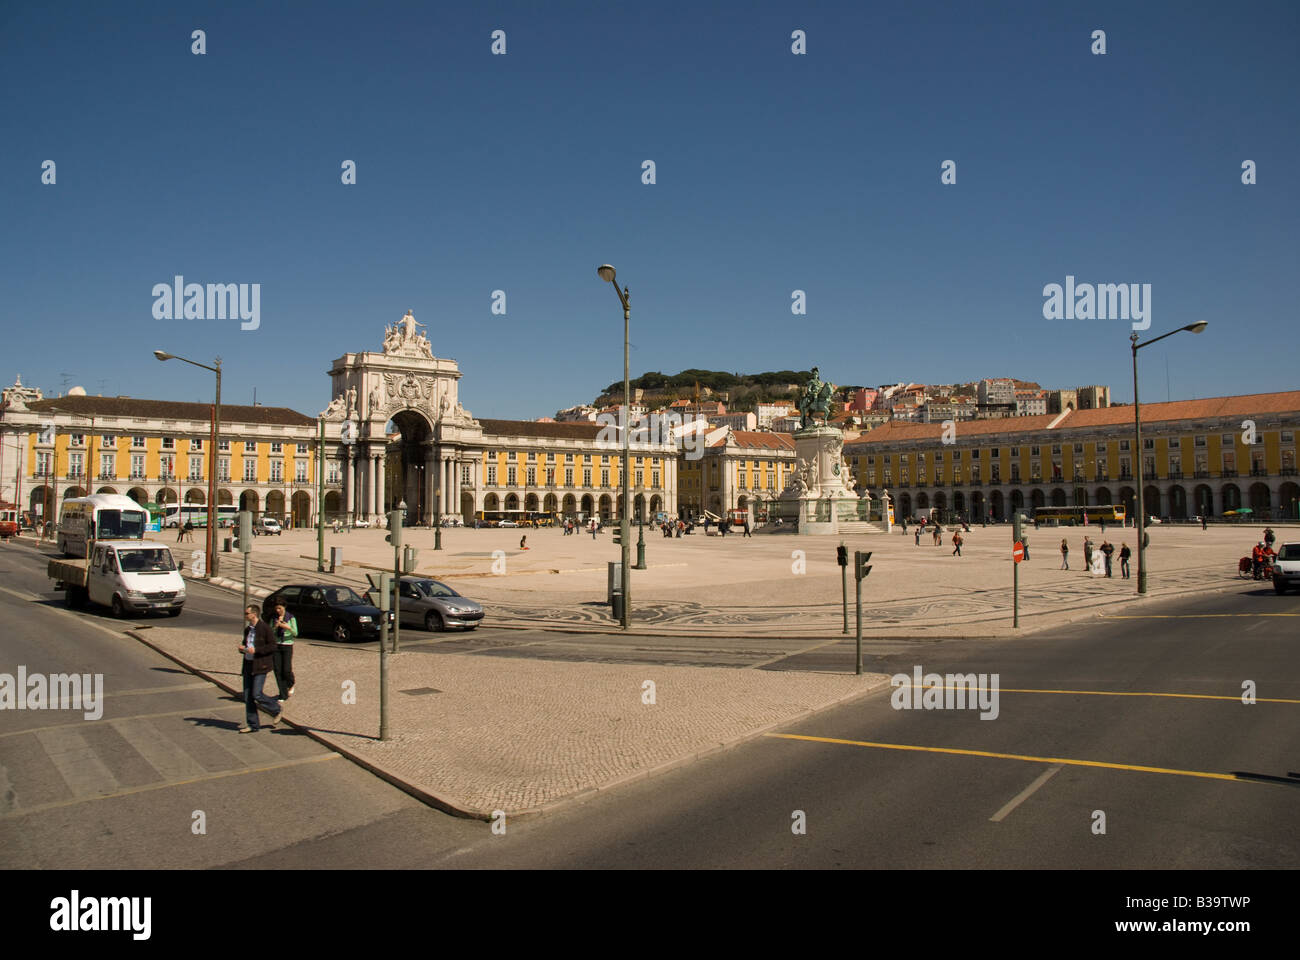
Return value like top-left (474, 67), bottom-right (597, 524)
top-left (2, 538), bottom-right (1296, 869)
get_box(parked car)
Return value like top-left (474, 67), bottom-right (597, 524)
top-left (258, 517), bottom-right (283, 536)
top-left (263, 584), bottom-right (384, 642)
top-left (353, 517), bottom-right (372, 528)
top-left (497, 519), bottom-right (519, 527)
top-left (1273, 542), bottom-right (1300, 594)
top-left (391, 576), bottom-right (483, 632)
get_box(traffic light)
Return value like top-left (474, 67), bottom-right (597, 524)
top-left (837, 544), bottom-right (848, 567)
top-left (385, 510), bottom-right (402, 547)
top-left (854, 550), bottom-right (872, 581)
top-left (612, 527), bottom-right (622, 545)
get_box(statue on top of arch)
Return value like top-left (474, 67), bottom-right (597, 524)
top-left (383, 309), bottom-right (434, 359)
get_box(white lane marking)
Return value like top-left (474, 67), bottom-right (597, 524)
top-left (989, 764), bottom-right (1063, 823)
top-left (110, 716), bottom-right (209, 782)
top-left (34, 726), bottom-right (122, 800)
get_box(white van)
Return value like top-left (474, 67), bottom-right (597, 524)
top-left (82, 541), bottom-right (186, 617)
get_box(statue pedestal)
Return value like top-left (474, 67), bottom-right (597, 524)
top-left (775, 425), bottom-right (879, 534)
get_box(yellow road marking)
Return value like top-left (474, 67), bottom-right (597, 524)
top-left (1100, 613), bottom-right (1300, 618)
top-left (763, 733), bottom-right (1255, 784)
top-left (892, 684), bottom-right (1300, 704)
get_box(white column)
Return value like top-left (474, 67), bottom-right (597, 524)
top-left (424, 447), bottom-right (437, 521)
top-left (344, 448), bottom-right (354, 516)
top-left (367, 452), bottom-right (376, 518)
top-left (376, 452), bottom-right (386, 517)
top-left (444, 457), bottom-right (453, 514)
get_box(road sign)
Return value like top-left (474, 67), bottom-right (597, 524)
top-left (1012, 541), bottom-right (1025, 563)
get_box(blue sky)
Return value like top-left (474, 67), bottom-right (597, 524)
top-left (2, 0), bottom-right (1296, 419)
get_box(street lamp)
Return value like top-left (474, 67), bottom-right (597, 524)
top-left (597, 264), bottom-right (632, 629)
top-left (1131, 321), bottom-right (1208, 594)
top-left (156, 350), bottom-right (222, 576)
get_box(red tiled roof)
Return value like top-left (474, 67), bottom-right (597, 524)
top-left (846, 390), bottom-right (1300, 447)
top-left (709, 430), bottom-right (796, 451)
top-left (27, 395), bottom-right (313, 426)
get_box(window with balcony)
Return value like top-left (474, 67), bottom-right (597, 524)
top-left (295, 461), bottom-right (307, 483)
top-left (526, 467), bottom-right (536, 485)
top-left (1195, 454), bottom-right (1209, 477)
top-left (583, 468), bottom-right (592, 487)
top-left (69, 453), bottom-right (83, 477)
top-left (188, 457), bottom-right (205, 481)
top-left (37, 452), bottom-right (51, 475)
top-left (1283, 450), bottom-right (1296, 475)
top-left (652, 470), bottom-right (660, 488)
top-left (564, 467), bottom-right (573, 485)
top-left (243, 460), bottom-right (257, 482)
top-left (130, 454), bottom-right (146, 479)
top-left (486, 465), bottom-right (497, 485)
top-left (99, 453), bottom-right (116, 479)
top-left (1168, 456), bottom-right (1182, 479)
top-left (327, 461), bottom-right (341, 484)
top-left (1143, 456), bottom-right (1156, 480)
top-left (1118, 457), bottom-right (1131, 479)
top-left (1222, 452), bottom-right (1236, 476)
top-left (600, 468), bottom-right (610, 487)
top-left (266, 460), bottom-right (283, 483)
top-left (220, 457), bottom-right (233, 482)
top-left (462, 464), bottom-right (471, 485)
top-left (1251, 452), bottom-right (1267, 476)
top-left (1010, 464), bottom-right (1020, 482)
top-left (507, 466), bottom-right (517, 486)
top-left (635, 469), bottom-right (643, 487)
top-left (545, 468), bottom-right (554, 485)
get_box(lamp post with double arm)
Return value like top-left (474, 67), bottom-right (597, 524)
top-left (1130, 321), bottom-right (1208, 594)
top-left (155, 351), bottom-right (222, 577)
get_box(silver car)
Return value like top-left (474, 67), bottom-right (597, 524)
top-left (396, 576), bottom-right (484, 631)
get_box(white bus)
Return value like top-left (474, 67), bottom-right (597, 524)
top-left (162, 505), bottom-right (239, 528)
top-left (58, 494), bottom-right (150, 558)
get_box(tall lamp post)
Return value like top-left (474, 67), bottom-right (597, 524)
top-left (1131, 321), bottom-right (1207, 594)
top-left (155, 350), bottom-right (222, 577)
top-left (597, 264), bottom-right (631, 629)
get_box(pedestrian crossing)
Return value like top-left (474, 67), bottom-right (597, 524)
top-left (0, 696), bottom-right (329, 819)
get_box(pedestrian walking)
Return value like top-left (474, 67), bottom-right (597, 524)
top-left (1060, 538), bottom-right (1069, 569)
top-left (176, 519), bottom-right (185, 543)
top-left (1083, 536), bottom-right (1093, 568)
top-left (183, 518), bottom-right (195, 543)
top-left (1021, 535), bottom-right (1030, 561)
top-left (1119, 542), bottom-right (1131, 578)
top-left (1201, 514), bottom-right (1207, 531)
top-left (1100, 539), bottom-right (1115, 577)
top-left (270, 601), bottom-right (297, 699)
top-left (952, 531), bottom-right (963, 557)
top-left (239, 605), bottom-right (283, 733)
top-left (1099, 517), bottom-right (1106, 534)
top-left (914, 526), bottom-right (922, 546)
top-left (933, 524), bottom-right (941, 546)
top-left (901, 516), bottom-right (908, 534)
top-left (743, 519), bottom-right (751, 538)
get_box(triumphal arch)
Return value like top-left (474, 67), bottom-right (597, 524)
top-left (322, 310), bottom-right (484, 523)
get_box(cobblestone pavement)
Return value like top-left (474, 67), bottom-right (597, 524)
top-left (128, 626), bottom-right (888, 817)
top-left (143, 522), bottom-right (1285, 638)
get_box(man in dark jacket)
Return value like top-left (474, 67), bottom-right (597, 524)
top-left (239, 605), bottom-right (283, 733)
